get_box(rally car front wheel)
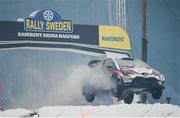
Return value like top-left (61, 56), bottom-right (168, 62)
top-left (151, 88), bottom-right (162, 99)
top-left (111, 73), bottom-right (123, 98)
top-left (124, 92), bottom-right (134, 104)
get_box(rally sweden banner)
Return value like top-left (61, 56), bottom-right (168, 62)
top-left (0, 9), bottom-right (131, 55)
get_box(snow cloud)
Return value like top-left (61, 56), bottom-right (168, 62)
top-left (2, 50), bottom-right (113, 109)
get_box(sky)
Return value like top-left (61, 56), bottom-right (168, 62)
top-left (0, 0), bottom-right (180, 108)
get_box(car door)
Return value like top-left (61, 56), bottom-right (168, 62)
top-left (103, 59), bottom-right (116, 78)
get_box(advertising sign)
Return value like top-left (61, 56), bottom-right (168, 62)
top-left (24, 9), bottom-right (73, 33)
top-left (99, 25), bottom-right (131, 50)
top-left (0, 9), bottom-right (131, 55)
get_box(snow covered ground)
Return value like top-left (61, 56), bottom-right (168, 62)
top-left (0, 103), bottom-right (180, 117)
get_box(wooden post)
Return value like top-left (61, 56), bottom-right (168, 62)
top-left (141, 0), bottom-right (148, 104)
top-left (0, 84), bottom-right (3, 111)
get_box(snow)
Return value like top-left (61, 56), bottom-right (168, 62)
top-left (0, 103), bottom-right (180, 117)
top-left (0, 108), bottom-right (32, 117)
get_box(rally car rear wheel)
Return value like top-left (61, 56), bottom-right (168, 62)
top-left (151, 88), bottom-right (162, 99)
top-left (84, 93), bottom-right (95, 102)
top-left (83, 85), bottom-right (96, 102)
top-left (124, 92), bottom-right (134, 104)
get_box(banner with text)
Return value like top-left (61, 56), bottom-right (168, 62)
top-left (0, 9), bottom-right (131, 55)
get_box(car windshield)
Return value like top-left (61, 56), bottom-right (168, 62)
top-left (115, 58), bottom-right (150, 68)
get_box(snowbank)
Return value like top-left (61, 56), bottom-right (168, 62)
top-left (0, 103), bottom-right (180, 117)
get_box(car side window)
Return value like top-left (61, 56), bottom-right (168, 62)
top-left (103, 59), bottom-right (116, 70)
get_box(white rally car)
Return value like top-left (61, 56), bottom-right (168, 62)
top-left (82, 57), bottom-right (165, 104)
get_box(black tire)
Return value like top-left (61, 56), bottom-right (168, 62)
top-left (82, 85), bottom-right (95, 102)
top-left (84, 93), bottom-right (95, 102)
top-left (124, 92), bottom-right (134, 104)
top-left (151, 88), bottom-right (162, 99)
top-left (112, 87), bottom-right (118, 97)
top-left (111, 74), bottom-right (122, 98)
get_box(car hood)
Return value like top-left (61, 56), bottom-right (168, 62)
top-left (120, 67), bottom-right (165, 81)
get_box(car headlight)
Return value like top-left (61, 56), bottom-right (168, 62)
top-left (152, 70), bottom-right (160, 76)
top-left (161, 75), bottom-right (166, 81)
top-left (158, 81), bottom-right (162, 85)
top-left (158, 81), bottom-right (165, 86)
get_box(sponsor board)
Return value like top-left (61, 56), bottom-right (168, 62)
top-left (0, 9), bottom-right (131, 55)
top-left (99, 25), bottom-right (131, 50)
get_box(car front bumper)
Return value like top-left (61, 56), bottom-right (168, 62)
top-left (121, 77), bottom-right (165, 90)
